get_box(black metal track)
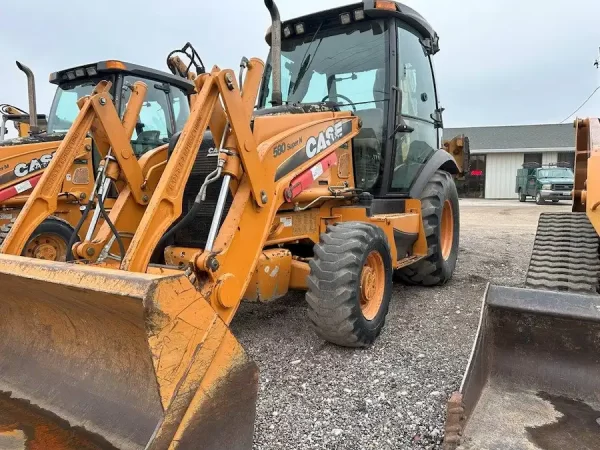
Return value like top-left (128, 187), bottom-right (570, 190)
top-left (525, 212), bottom-right (600, 294)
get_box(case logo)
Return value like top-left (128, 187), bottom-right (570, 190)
top-left (273, 120), bottom-right (353, 182)
top-left (14, 153), bottom-right (54, 178)
top-left (305, 122), bottom-right (345, 159)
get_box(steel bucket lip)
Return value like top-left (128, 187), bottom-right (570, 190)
top-left (486, 284), bottom-right (600, 322)
top-left (0, 253), bottom-right (173, 284)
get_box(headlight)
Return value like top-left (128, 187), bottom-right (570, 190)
top-left (542, 184), bottom-right (552, 190)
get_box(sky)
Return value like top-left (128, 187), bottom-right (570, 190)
top-left (1, 0), bottom-right (599, 130)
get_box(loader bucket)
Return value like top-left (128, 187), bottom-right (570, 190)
top-left (444, 284), bottom-right (600, 450)
top-left (0, 254), bottom-right (258, 450)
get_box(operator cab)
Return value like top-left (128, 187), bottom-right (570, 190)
top-left (48, 60), bottom-right (195, 157)
top-left (259, 0), bottom-right (443, 197)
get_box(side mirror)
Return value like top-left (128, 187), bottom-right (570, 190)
top-left (390, 86), bottom-right (414, 138)
top-left (431, 107), bottom-right (444, 129)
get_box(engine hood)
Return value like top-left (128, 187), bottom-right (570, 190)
top-left (538, 177), bottom-right (574, 185)
top-left (0, 133), bottom-right (66, 148)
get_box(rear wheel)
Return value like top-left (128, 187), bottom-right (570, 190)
top-left (396, 170), bottom-right (459, 286)
top-left (0, 217), bottom-right (77, 262)
top-left (518, 190), bottom-right (526, 202)
top-left (552, 200), bottom-right (559, 203)
top-left (306, 222), bottom-right (392, 347)
top-left (536, 192), bottom-right (545, 205)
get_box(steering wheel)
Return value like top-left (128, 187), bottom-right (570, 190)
top-left (135, 130), bottom-right (162, 143)
top-left (321, 94), bottom-right (356, 112)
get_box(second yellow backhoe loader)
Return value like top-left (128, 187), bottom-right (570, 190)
top-left (444, 118), bottom-right (600, 449)
top-left (0, 54), bottom-right (197, 261)
top-left (0, 1), bottom-right (465, 448)
top-left (0, 103), bottom-right (46, 140)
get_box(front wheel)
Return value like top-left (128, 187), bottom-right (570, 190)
top-left (306, 222), bottom-right (393, 347)
top-left (395, 170), bottom-right (460, 286)
top-left (536, 192), bottom-right (545, 205)
top-left (23, 217), bottom-right (78, 262)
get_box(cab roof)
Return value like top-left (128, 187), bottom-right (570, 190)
top-left (49, 60), bottom-right (196, 95)
top-left (269, 0), bottom-right (439, 54)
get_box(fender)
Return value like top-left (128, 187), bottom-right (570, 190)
top-left (409, 150), bottom-right (459, 199)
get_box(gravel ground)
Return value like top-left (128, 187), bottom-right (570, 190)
top-left (231, 199), bottom-right (571, 450)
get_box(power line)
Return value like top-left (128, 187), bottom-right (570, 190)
top-left (559, 85), bottom-right (600, 124)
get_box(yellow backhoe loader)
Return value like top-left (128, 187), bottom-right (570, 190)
top-left (0, 54), bottom-right (198, 261)
top-left (0, 103), bottom-right (46, 140)
top-left (444, 118), bottom-right (600, 449)
top-left (0, 1), bottom-right (465, 448)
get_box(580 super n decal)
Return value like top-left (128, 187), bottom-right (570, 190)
top-left (274, 120), bottom-right (353, 181)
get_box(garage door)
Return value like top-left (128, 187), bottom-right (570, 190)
top-left (485, 153), bottom-right (524, 199)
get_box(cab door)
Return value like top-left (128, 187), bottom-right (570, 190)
top-left (527, 173), bottom-right (537, 196)
top-left (388, 21), bottom-right (439, 194)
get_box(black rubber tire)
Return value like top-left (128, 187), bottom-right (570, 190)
top-left (395, 170), bottom-right (459, 286)
top-left (0, 218), bottom-right (15, 246)
top-left (20, 217), bottom-right (78, 261)
top-left (518, 190), bottom-right (526, 202)
top-left (552, 200), bottom-right (559, 203)
top-left (306, 222), bottom-right (393, 348)
top-left (536, 192), bottom-right (545, 205)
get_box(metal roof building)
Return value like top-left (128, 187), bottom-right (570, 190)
top-left (445, 124), bottom-right (575, 199)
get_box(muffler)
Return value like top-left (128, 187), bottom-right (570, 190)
top-left (15, 61), bottom-right (40, 135)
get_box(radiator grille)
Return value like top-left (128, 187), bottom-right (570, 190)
top-left (552, 184), bottom-right (573, 191)
top-left (173, 132), bottom-right (233, 248)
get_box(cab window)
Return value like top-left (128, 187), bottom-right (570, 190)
top-left (120, 76), bottom-right (172, 156)
top-left (171, 85), bottom-right (191, 133)
top-left (537, 168), bottom-right (573, 178)
top-left (47, 78), bottom-right (104, 134)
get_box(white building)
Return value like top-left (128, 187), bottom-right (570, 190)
top-left (446, 124), bottom-right (575, 199)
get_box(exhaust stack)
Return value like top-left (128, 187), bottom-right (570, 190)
top-left (265, 0), bottom-right (282, 106)
top-left (15, 61), bottom-right (40, 135)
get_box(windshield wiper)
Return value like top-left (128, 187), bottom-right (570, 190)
top-left (288, 22), bottom-right (324, 102)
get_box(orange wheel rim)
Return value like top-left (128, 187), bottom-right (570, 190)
top-left (360, 251), bottom-right (385, 321)
top-left (440, 199), bottom-right (454, 260)
top-left (24, 234), bottom-right (68, 262)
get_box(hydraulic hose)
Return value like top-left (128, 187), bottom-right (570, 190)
top-left (66, 196), bottom-right (94, 262)
top-left (157, 164), bottom-right (223, 248)
top-left (97, 192), bottom-right (126, 260)
top-left (157, 201), bottom-right (202, 248)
